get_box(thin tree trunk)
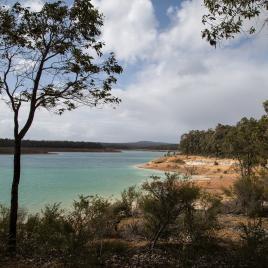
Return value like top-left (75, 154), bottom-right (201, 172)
top-left (8, 137), bottom-right (21, 254)
top-left (151, 224), bottom-right (166, 250)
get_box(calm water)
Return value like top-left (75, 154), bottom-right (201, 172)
top-left (0, 151), bottom-right (164, 211)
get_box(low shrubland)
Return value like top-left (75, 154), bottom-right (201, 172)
top-left (0, 173), bottom-right (268, 267)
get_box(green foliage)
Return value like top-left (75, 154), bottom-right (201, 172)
top-left (140, 174), bottom-right (195, 247)
top-left (0, 0), bottom-right (122, 136)
top-left (226, 117), bottom-right (268, 177)
top-left (181, 192), bottom-right (221, 244)
top-left (0, 205), bottom-right (27, 253)
top-left (113, 186), bottom-right (140, 218)
top-left (0, 195), bottom-right (116, 264)
top-left (179, 113), bottom-right (268, 178)
top-left (0, 205), bottom-right (9, 252)
top-left (202, 0), bottom-right (268, 46)
top-left (29, 204), bottom-right (72, 256)
top-left (233, 171), bottom-right (268, 216)
top-left (263, 100), bottom-right (268, 114)
top-left (238, 218), bottom-right (268, 266)
top-left (179, 124), bottom-right (233, 157)
top-left (69, 195), bottom-right (115, 244)
top-left (139, 173), bottom-right (220, 248)
top-left (0, 184), bottom-right (267, 267)
top-left (0, 0), bottom-right (123, 254)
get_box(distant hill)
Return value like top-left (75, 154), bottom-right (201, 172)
top-left (0, 139), bottom-right (178, 154)
top-left (102, 141), bottom-right (178, 150)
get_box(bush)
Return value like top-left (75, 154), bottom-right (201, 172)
top-left (0, 205), bottom-right (27, 255)
top-left (181, 192), bottom-right (221, 245)
top-left (0, 195), bottom-right (117, 264)
top-left (170, 158), bottom-right (185, 164)
top-left (238, 218), bottom-right (268, 266)
top-left (140, 173), bottom-right (203, 248)
top-left (0, 181), bottom-right (229, 266)
top-left (113, 186), bottom-right (140, 218)
top-left (0, 205), bottom-right (9, 253)
top-left (233, 171), bottom-right (268, 216)
top-left (69, 195), bottom-right (116, 244)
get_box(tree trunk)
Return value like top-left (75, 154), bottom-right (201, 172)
top-left (151, 224), bottom-right (166, 250)
top-left (8, 137), bottom-right (21, 254)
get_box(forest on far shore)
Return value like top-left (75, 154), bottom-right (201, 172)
top-left (0, 139), bottom-right (178, 153)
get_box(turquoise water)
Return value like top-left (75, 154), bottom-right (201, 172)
top-left (0, 151), bottom-right (164, 211)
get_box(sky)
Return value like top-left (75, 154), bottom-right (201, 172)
top-left (0, 0), bottom-right (268, 143)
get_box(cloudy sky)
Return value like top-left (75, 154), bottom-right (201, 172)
top-left (0, 0), bottom-right (268, 143)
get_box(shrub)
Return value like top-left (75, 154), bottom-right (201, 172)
top-left (233, 171), bottom-right (268, 216)
top-left (69, 195), bottom-right (115, 241)
top-left (171, 158), bottom-right (185, 164)
top-left (238, 218), bottom-right (268, 266)
top-left (113, 186), bottom-right (140, 218)
top-left (20, 204), bottom-right (73, 257)
top-left (181, 192), bottom-right (221, 245)
top-left (0, 205), bottom-right (27, 255)
top-left (139, 173), bottom-right (201, 249)
top-left (6, 195), bottom-right (116, 262)
top-left (118, 218), bottom-right (145, 240)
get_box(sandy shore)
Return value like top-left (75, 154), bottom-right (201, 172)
top-left (140, 154), bottom-right (239, 195)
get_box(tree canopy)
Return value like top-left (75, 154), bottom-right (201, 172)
top-left (0, 0), bottom-right (123, 139)
top-left (202, 0), bottom-right (268, 46)
top-left (0, 0), bottom-right (123, 253)
top-left (179, 106), bottom-right (268, 176)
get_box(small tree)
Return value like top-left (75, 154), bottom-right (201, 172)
top-left (113, 186), bottom-right (140, 218)
top-left (69, 195), bottom-right (114, 259)
top-left (182, 192), bottom-right (221, 244)
top-left (0, 0), bottom-right (122, 253)
top-left (140, 173), bottom-right (200, 249)
top-left (239, 218), bottom-right (268, 265)
top-left (225, 117), bottom-right (268, 177)
top-left (233, 170), bottom-right (268, 216)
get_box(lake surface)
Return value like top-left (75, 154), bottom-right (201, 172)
top-left (0, 151), bottom-right (164, 211)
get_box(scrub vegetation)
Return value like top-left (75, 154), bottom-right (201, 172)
top-left (1, 0), bottom-right (268, 267)
top-left (1, 172), bottom-right (268, 267)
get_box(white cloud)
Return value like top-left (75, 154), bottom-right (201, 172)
top-left (92, 0), bottom-right (157, 62)
top-left (1, 0), bottom-right (268, 143)
top-left (23, 0), bottom-right (44, 11)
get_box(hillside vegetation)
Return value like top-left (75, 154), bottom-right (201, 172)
top-left (0, 139), bottom-right (177, 154)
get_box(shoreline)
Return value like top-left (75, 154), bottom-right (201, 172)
top-left (139, 154), bottom-right (239, 195)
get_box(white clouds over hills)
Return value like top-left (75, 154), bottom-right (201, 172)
top-left (0, 0), bottom-right (267, 142)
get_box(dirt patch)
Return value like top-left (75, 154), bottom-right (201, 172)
top-left (140, 154), bottom-right (239, 195)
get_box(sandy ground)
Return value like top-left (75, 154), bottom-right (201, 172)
top-left (140, 154), bottom-right (240, 195)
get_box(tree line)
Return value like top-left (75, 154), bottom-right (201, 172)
top-left (179, 105), bottom-right (268, 176)
top-left (1, 0), bottom-right (267, 258)
top-left (0, 139), bottom-right (104, 149)
top-left (0, 139), bottom-right (177, 151)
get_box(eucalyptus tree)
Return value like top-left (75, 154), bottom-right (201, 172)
top-left (202, 0), bottom-right (268, 46)
top-left (0, 0), bottom-right (122, 253)
top-left (225, 118), bottom-right (265, 177)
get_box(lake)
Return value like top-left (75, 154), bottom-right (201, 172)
top-left (0, 150), bottom-right (164, 211)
